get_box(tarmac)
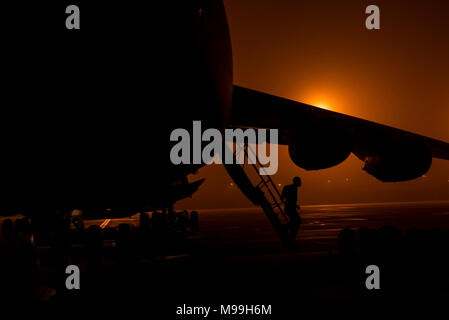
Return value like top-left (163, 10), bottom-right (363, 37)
top-left (1, 201), bottom-right (449, 313)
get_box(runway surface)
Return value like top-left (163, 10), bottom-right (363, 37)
top-left (86, 200), bottom-right (449, 254)
top-left (2, 201), bottom-right (449, 310)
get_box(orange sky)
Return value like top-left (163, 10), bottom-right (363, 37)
top-left (177, 0), bottom-right (449, 209)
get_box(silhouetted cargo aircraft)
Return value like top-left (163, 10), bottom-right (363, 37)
top-left (1, 1), bottom-right (448, 227)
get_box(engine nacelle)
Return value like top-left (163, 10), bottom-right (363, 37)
top-left (287, 118), bottom-right (352, 170)
top-left (362, 138), bottom-right (432, 182)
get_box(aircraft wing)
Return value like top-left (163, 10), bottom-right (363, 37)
top-left (229, 85), bottom-right (449, 182)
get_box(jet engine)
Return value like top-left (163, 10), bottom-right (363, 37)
top-left (362, 138), bottom-right (432, 182)
top-left (287, 118), bottom-right (353, 170)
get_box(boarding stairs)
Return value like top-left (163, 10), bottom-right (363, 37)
top-left (227, 142), bottom-right (299, 243)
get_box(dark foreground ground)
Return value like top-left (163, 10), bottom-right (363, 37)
top-left (1, 201), bottom-right (449, 315)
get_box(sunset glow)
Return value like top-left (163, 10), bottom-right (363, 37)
top-left (314, 102), bottom-right (331, 110)
top-left (177, 0), bottom-right (449, 209)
